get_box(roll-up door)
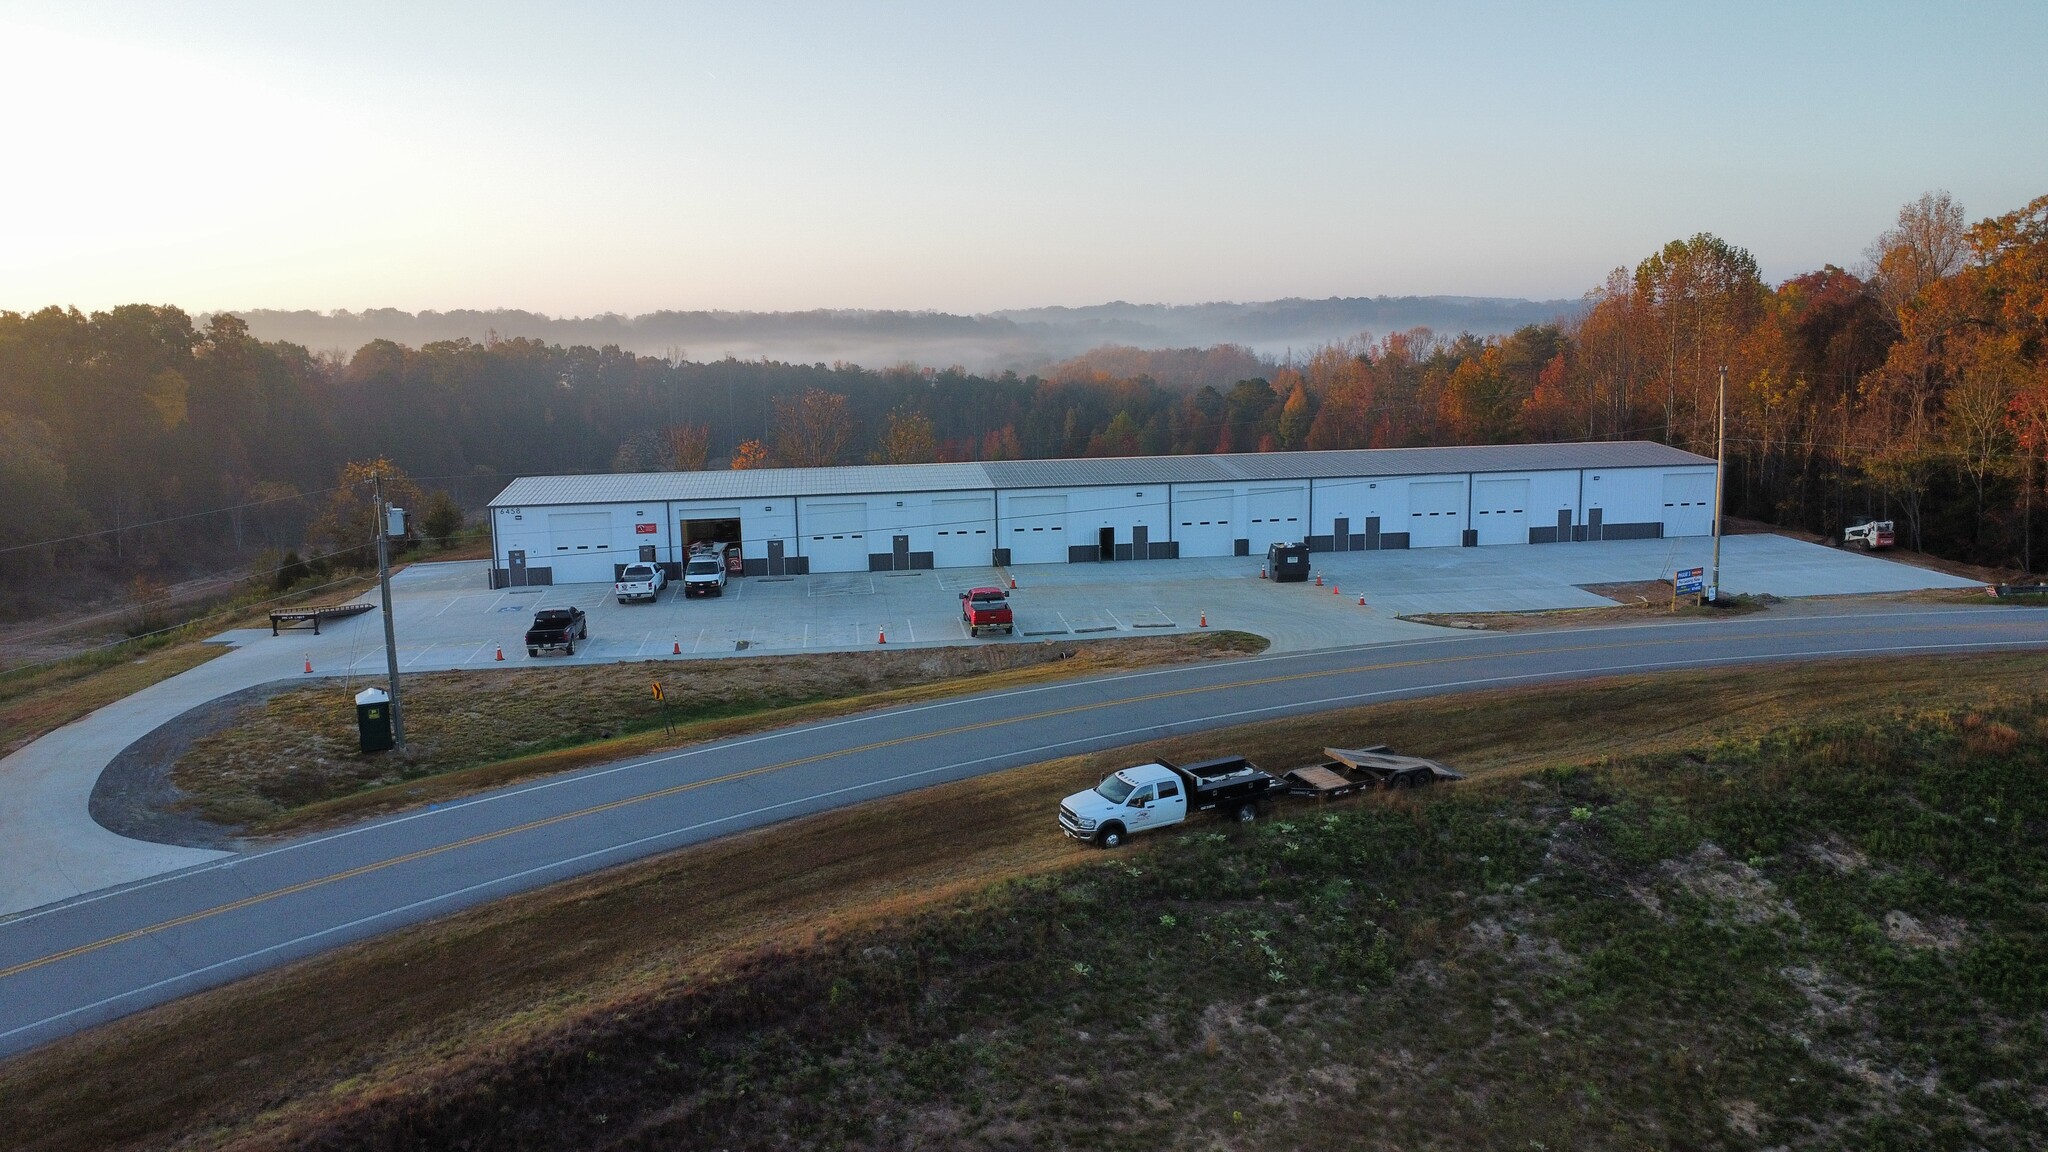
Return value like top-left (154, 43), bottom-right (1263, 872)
top-left (931, 497), bottom-right (995, 567)
top-left (1661, 472), bottom-right (1716, 537)
top-left (1472, 479), bottom-right (1530, 545)
top-left (1247, 487), bottom-right (1305, 543)
top-left (801, 501), bottom-right (870, 573)
top-left (1005, 494), bottom-right (1068, 564)
top-left (1406, 480), bottom-right (1465, 548)
top-left (1172, 488), bottom-right (1235, 556)
top-left (546, 511), bottom-right (616, 582)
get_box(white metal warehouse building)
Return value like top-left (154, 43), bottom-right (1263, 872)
top-left (484, 441), bottom-right (1717, 586)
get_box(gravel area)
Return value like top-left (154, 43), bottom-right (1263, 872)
top-left (88, 680), bottom-right (301, 850)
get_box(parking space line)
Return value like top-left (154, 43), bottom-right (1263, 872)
top-left (404, 643), bottom-right (437, 667)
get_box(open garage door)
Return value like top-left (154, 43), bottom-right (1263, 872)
top-left (1005, 494), bottom-right (1067, 564)
top-left (1472, 479), bottom-right (1529, 545)
top-left (546, 511), bottom-right (617, 582)
top-left (931, 497), bottom-right (994, 567)
top-left (680, 506), bottom-right (743, 571)
top-left (1662, 472), bottom-right (1715, 536)
top-left (1173, 488), bottom-right (1235, 556)
top-left (802, 502), bottom-right (870, 572)
top-left (1406, 480), bottom-right (1465, 548)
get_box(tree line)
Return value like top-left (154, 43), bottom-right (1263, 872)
top-left (2, 189), bottom-right (2043, 614)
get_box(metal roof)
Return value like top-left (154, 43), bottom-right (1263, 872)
top-left (489, 441), bottom-right (1712, 508)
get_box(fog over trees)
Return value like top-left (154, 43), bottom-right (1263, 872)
top-left (228, 297), bottom-right (1578, 372)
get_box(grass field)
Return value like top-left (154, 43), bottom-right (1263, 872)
top-left (171, 630), bottom-right (1266, 834)
top-left (4, 652), bottom-right (2046, 1150)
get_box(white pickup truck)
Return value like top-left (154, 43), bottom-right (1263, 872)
top-left (1058, 755), bottom-right (1287, 848)
top-left (614, 562), bottom-right (667, 604)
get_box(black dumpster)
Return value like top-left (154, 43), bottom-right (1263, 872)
top-left (1266, 541), bottom-right (1311, 583)
top-left (355, 687), bottom-right (394, 753)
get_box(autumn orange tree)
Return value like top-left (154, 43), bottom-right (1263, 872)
top-left (771, 388), bottom-right (852, 467)
top-left (729, 439), bottom-right (769, 470)
top-left (665, 423), bottom-right (710, 471)
top-left (308, 458), bottom-right (423, 569)
top-left (870, 407), bottom-right (937, 464)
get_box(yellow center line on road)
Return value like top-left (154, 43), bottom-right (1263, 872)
top-left (0, 616), bottom-right (2019, 983)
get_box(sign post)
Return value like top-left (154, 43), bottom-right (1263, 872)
top-left (1674, 566), bottom-right (1706, 609)
top-left (652, 681), bottom-right (673, 736)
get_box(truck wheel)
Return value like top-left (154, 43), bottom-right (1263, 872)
top-left (527, 647), bottom-right (538, 658)
top-left (1236, 804), bottom-right (1258, 824)
top-left (1097, 825), bottom-right (1126, 849)
top-left (564, 643), bottom-right (574, 656)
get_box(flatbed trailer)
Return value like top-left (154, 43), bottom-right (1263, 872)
top-left (1283, 745), bottom-right (1465, 797)
top-left (268, 602), bottom-right (375, 635)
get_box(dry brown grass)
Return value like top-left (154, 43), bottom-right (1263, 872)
top-left (177, 631), bottom-right (1266, 835)
top-left (0, 643), bottom-right (225, 756)
top-left (7, 651), bottom-right (2048, 1151)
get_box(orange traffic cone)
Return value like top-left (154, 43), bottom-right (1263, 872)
top-left (1358, 594), bottom-right (1366, 606)
top-left (1259, 565), bottom-right (1267, 579)
top-left (1009, 575), bottom-right (1017, 590)
top-left (1333, 583), bottom-right (1340, 596)
top-left (878, 626), bottom-right (887, 644)
top-left (1315, 574), bottom-right (1323, 587)
top-left (672, 637), bottom-right (681, 654)
top-left (1200, 611), bottom-right (1208, 628)
top-left (303, 654), bottom-right (312, 674)
top-left (495, 644), bottom-right (504, 661)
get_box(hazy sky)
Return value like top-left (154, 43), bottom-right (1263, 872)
top-left (3, 1), bottom-right (2044, 316)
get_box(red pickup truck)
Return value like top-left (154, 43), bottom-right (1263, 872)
top-left (959, 587), bottom-right (1014, 636)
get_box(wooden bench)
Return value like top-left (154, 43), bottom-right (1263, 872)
top-left (269, 602), bottom-right (375, 635)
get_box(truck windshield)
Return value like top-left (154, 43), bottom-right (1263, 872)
top-left (687, 560), bottom-right (720, 574)
top-left (1093, 774), bottom-right (1135, 805)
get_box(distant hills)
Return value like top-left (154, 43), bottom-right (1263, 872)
top-left (231, 296), bottom-right (1581, 371)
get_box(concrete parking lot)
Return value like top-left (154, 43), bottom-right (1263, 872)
top-left (260, 533), bottom-right (1984, 677)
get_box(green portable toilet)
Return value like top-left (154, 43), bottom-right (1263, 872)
top-left (355, 686), bottom-right (394, 753)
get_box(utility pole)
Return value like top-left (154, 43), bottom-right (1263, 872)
top-left (1709, 364), bottom-right (1727, 603)
top-left (375, 471), bottom-right (406, 750)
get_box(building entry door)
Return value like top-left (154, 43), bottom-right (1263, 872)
top-left (1098, 526), bottom-right (1115, 561)
top-left (508, 550), bottom-right (527, 587)
top-left (1131, 524), bottom-right (1148, 559)
top-left (767, 539), bottom-right (785, 576)
top-left (893, 534), bottom-right (910, 570)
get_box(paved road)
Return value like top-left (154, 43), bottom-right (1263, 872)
top-left (3, 605), bottom-right (2044, 1056)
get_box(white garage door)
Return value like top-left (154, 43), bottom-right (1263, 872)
top-left (1406, 480), bottom-right (1465, 548)
top-left (1247, 487), bottom-right (1305, 544)
top-left (802, 501), bottom-right (871, 573)
top-left (546, 511), bottom-right (617, 582)
top-left (1472, 479), bottom-right (1530, 546)
top-left (1173, 488), bottom-right (1236, 557)
top-left (932, 497), bottom-right (994, 568)
top-left (1662, 472), bottom-right (1716, 537)
top-left (1005, 494), bottom-right (1068, 564)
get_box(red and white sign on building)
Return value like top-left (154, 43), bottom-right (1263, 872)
top-left (635, 523), bottom-right (658, 534)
